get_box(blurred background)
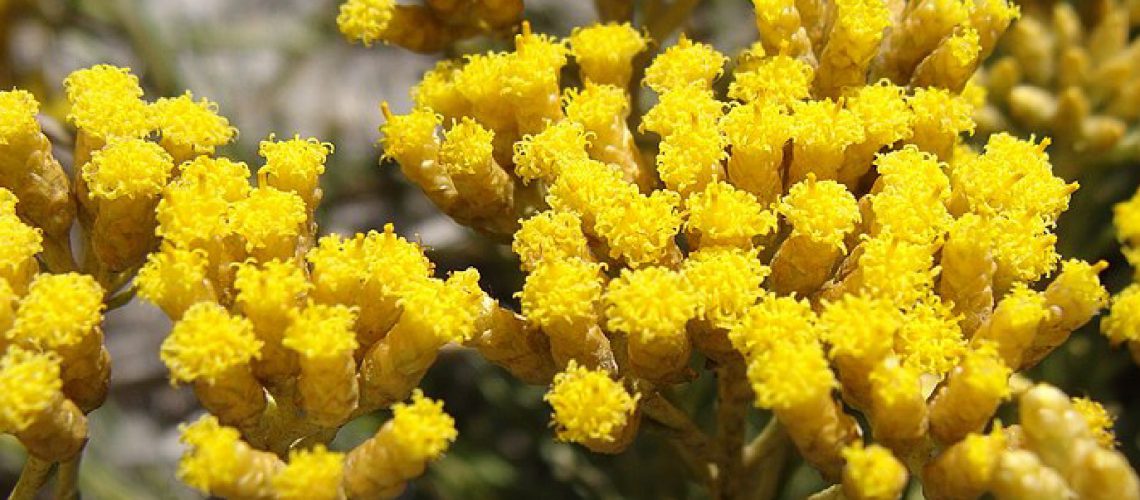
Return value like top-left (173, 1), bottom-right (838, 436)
top-left (0, 0), bottom-right (1138, 498)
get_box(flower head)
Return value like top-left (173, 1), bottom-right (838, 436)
top-left (779, 176), bottom-right (860, 250)
top-left (841, 443), bottom-right (908, 500)
top-left (388, 389), bottom-right (458, 461)
top-left (686, 181), bottom-right (778, 249)
top-left (178, 415), bottom-right (243, 491)
top-left (274, 446), bottom-right (345, 500)
top-left (546, 361), bottom-right (638, 443)
top-left (644, 36), bottom-right (726, 93)
top-left (336, 0), bottom-right (395, 46)
top-left (682, 247), bottom-right (769, 328)
top-left (512, 211), bottom-right (592, 271)
top-left (520, 259), bottom-right (605, 328)
top-left (0, 347), bottom-right (61, 433)
top-left (0, 89), bottom-right (40, 145)
top-left (11, 273), bottom-right (104, 349)
top-left (258, 135), bottom-right (333, 205)
top-left (283, 304), bottom-right (359, 359)
top-left (152, 92), bottom-right (236, 154)
top-left (161, 302), bottom-right (262, 384)
top-left (605, 266), bottom-right (696, 342)
top-left (64, 64), bottom-right (152, 140)
top-left (83, 138), bottom-right (174, 200)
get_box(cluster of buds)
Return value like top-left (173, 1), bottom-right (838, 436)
top-left (126, 92), bottom-right (492, 497)
top-left (973, 0), bottom-right (1140, 173)
top-left (1102, 186), bottom-right (1140, 361)
top-left (372, 0), bottom-right (1140, 497)
top-left (336, 0), bottom-right (523, 53)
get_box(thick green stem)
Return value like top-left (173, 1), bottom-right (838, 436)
top-left (54, 455), bottom-right (82, 500)
top-left (9, 455), bottom-right (54, 500)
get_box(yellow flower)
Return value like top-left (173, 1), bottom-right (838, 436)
top-left (605, 266), bottom-right (696, 343)
top-left (1071, 397), bottom-right (1117, 449)
top-left (896, 294), bottom-right (966, 376)
top-left (643, 36), bottom-right (726, 93)
top-left (685, 181), bottom-right (778, 249)
top-left (747, 339), bottom-right (836, 410)
top-left (778, 176), bottom-right (860, 251)
top-left (0, 89), bottom-right (40, 146)
top-left (63, 64), bottom-right (152, 140)
top-left (152, 92), bottom-right (237, 155)
top-left (283, 303), bottom-right (359, 359)
top-left (82, 138), bottom-right (174, 200)
top-left (841, 443), bottom-right (908, 500)
top-left (227, 187), bottom-right (308, 258)
top-left (1104, 284), bottom-right (1140, 345)
top-left (10, 273), bottom-right (104, 350)
top-left (728, 55), bottom-right (813, 105)
top-left (258, 135), bottom-right (333, 206)
top-left (397, 272), bottom-right (484, 345)
top-left (545, 361), bottom-right (638, 443)
top-left (512, 211), bottom-right (592, 272)
top-left (729, 294), bottom-right (816, 359)
top-left (0, 211), bottom-right (42, 292)
top-left (641, 85), bottom-right (725, 138)
top-left (564, 83), bottom-right (630, 135)
top-left (388, 389), bottom-right (458, 461)
top-left (513, 120), bottom-right (590, 183)
top-left (819, 295), bottom-right (901, 362)
top-left (136, 245), bottom-right (213, 318)
top-left (593, 190), bottom-right (683, 267)
top-left (336, 0), bottom-right (395, 46)
top-left (177, 415), bottom-right (244, 491)
top-left (569, 22), bottom-right (647, 86)
top-left (950, 133), bottom-right (1075, 223)
top-left (161, 302), bottom-right (262, 384)
top-left (682, 247), bottom-right (769, 328)
top-left (520, 259), bottom-right (605, 328)
top-left (656, 125), bottom-right (726, 195)
top-left (0, 347), bottom-right (61, 433)
top-left (273, 445), bottom-right (345, 500)
top-left (845, 81), bottom-right (913, 146)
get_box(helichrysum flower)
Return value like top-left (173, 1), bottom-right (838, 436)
top-left (604, 266), bottom-right (696, 344)
top-left (545, 361), bottom-right (638, 444)
top-left (82, 138), bottom-right (173, 200)
top-left (336, 0), bottom-right (395, 46)
top-left (227, 187), bottom-right (307, 260)
top-left (10, 273), bottom-right (104, 350)
top-left (1071, 397), bottom-right (1117, 449)
top-left (63, 64), bottom-right (152, 141)
top-left (136, 245), bottom-right (214, 319)
top-left (729, 294), bottom-right (816, 359)
top-left (387, 390), bottom-right (458, 461)
top-left (643, 36), bottom-right (726, 93)
top-left (685, 181), bottom-right (777, 250)
top-left (0, 347), bottom-right (61, 433)
top-left (521, 258), bottom-right (605, 329)
top-left (512, 120), bottom-right (590, 183)
top-left (0, 209), bottom-right (42, 293)
top-left (178, 415), bottom-right (282, 498)
top-left (258, 135), bottom-right (333, 208)
top-left (273, 445), bottom-right (345, 500)
top-left (152, 92), bottom-right (237, 158)
top-left (161, 302), bottom-right (262, 385)
top-left (512, 211), bottom-right (592, 272)
top-left (683, 247), bottom-right (769, 329)
top-left (569, 22), bottom-right (647, 87)
top-left (840, 442), bottom-right (908, 500)
top-left (728, 55), bottom-right (814, 105)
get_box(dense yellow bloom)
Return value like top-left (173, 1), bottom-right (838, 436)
top-left (950, 133), bottom-right (1075, 222)
top-left (136, 245), bottom-right (213, 318)
top-left (682, 247), bottom-right (769, 328)
top-left (641, 85), bottom-right (725, 138)
top-left (234, 259), bottom-right (311, 324)
top-left (152, 92), bottom-right (237, 155)
top-left (82, 138), bottom-right (174, 200)
top-left (728, 55), bottom-right (813, 105)
top-left (546, 159), bottom-right (632, 222)
top-left (929, 342), bottom-right (1011, 443)
top-left (388, 390), bottom-right (458, 461)
top-left (10, 273), bottom-right (103, 349)
top-left (819, 295), bottom-right (900, 362)
top-left (398, 273), bottom-right (483, 345)
top-left (412, 61), bottom-right (469, 121)
top-left (845, 81), bottom-right (913, 146)
top-left (282, 304), bottom-right (358, 359)
top-left (520, 259), bottom-right (605, 328)
top-left (816, 0), bottom-right (890, 96)
top-left (161, 302), bottom-right (262, 384)
top-left (907, 87), bottom-right (975, 156)
top-left (563, 83), bottom-right (629, 134)
top-left (512, 211), bottom-right (591, 272)
top-left (336, 0), bottom-right (395, 46)
top-left (729, 294), bottom-right (815, 358)
top-left (869, 147), bottom-right (952, 245)
top-left (63, 64), bottom-right (152, 140)
top-left (439, 117), bottom-right (494, 176)
top-left (0, 347), bottom-right (61, 433)
top-left (846, 236), bottom-right (939, 305)
top-left (748, 339), bottom-right (836, 410)
top-left (788, 99), bottom-right (865, 181)
top-left (177, 156), bottom-right (253, 203)
top-left (570, 22), bottom-right (646, 86)
top-left (778, 176), bottom-right (860, 251)
top-left (605, 267), bottom-right (696, 342)
top-left (841, 443), bottom-right (908, 500)
top-left (274, 446), bottom-right (345, 500)
top-left (685, 181), bottom-right (777, 249)
top-left (1115, 189), bottom-right (1140, 249)
top-left (0, 211), bottom-right (42, 292)
top-left (545, 361), bottom-right (637, 443)
top-left (155, 180), bottom-right (231, 249)
top-left (895, 294), bottom-right (966, 376)
top-left (227, 187), bottom-right (307, 257)
top-left (178, 415), bottom-right (279, 495)
top-left (1104, 284), bottom-right (1140, 345)
top-left (513, 120), bottom-right (590, 183)
top-left (0, 89), bottom-right (40, 145)
top-left (1072, 397), bottom-right (1117, 449)
top-left (258, 135), bottom-right (333, 206)
top-left (593, 190), bottom-right (683, 267)
top-left (643, 36), bottom-right (726, 93)
top-left (655, 125), bottom-right (726, 195)
top-left (379, 106), bottom-right (440, 164)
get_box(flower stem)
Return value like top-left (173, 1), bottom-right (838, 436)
top-left (9, 455), bottom-right (54, 500)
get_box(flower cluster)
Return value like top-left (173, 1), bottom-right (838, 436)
top-left (336, 0), bottom-right (522, 53)
top-left (973, 0), bottom-right (1140, 174)
top-left (1103, 187), bottom-right (1140, 361)
top-left (374, 0), bottom-right (1139, 497)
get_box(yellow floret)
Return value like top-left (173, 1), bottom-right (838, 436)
top-left (360, 224), bottom-right (435, 296)
top-left (513, 120), bottom-right (590, 183)
top-left (155, 181), bottom-right (230, 249)
top-left (379, 106), bottom-right (440, 163)
top-left (398, 272), bottom-right (483, 344)
top-left (0, 347), bottom-right (61, 433)
top-left (748, 339), bottom-right (836, 410)
top-left (546, 159), bottom-right (635, 219)
top-left (63, 64), bottom-right (152, 140)
top-left (545, 361), bottom-right (638, 443)
top-left (178, 415), bottom-right (243, 491)
top-left (438, 117), bottom-right (494, 176)
top-left (512, 211), bottom-right (592, 271)
top-left (412, 61), bottom-right (469, 121)
top-left (682, 247), bottom-right (769, 328)
top-left (0, 213), bottom-right (42, 284)
top-left (728, 294), bottom-right (816, 359)
top-left (593, 190), bottom-right (683, 267)
top-left (283, 304), bottom-right (358, 359)
top-left (388, 389), bottom-right (458, 461)
top-left (841, 443), bottom-right (908, 500)
top-left (643, 36), bottom-right (727, 93)
top-left (819, 295), bottom-right (901, 361)
top-left (176, 156), bottom-right (253, 202)
top-left (0, 89), bottom-right (40, 145)
top-left (605, 266), bottom-right (696, 342)
top-left (11, 273), bottom-right (103, 349)
top-left (790, 99), bottom-right (865, 151)
top-left (82, 138), bottom-right (174, 200)
top-left (227, 187), bottom-right (307, 253)
top-left (520, 259), bottom-right (605, 327)
top-left (161, 302), bottom-right (262, 384)
top-left (1104, 284), bottom-right (1140, 345)
top-left (336, 0), bottom-right (395, 46)
top-left (570, 22), bottom-right (647, 86)
top-left (274, 446), bottom-right (345, 500)
top-left (896, 294), bottom-right (966, 376)
top-left (0, 188), bottom-right (16, 215)
top-left (136, 245), bottom-right (212, 315)
top-left (719, 101), bottom-right (792, 151)
top-left (152, 92), bottom-right (236, 154)
top-left (258, 135), bottom-right (333, 203)
top-left (870, 147), bottom-right (952, 244)
top-left (846, 81), bottom-right (913, 146)
top-left (685, 181), bottom-right (778, 249)
top-left (951, 133), bottom-right (1075, 223)
top-left (955, 342), bottom-right (1012, 400)
top-left (907, 87), bottom-right (975, 149)
top-left (641, 85), bottom-right (725, 137)
top-left (987, 212), bottom-right (1060, 287)
top-left (1114, 189), bottom-right (1140, 247)
top-left (234, 260), bottom-right (311, 320)
top-left (728, 55), bottom-right (813, 105)
top-left (779, 176), bottom-right (860, 250)
top-left (656, 125), bottom-right (726, 195)
top-left (564, 83), bottom-right (629, 133)
top-left (1071, 397), bottom-right (1116, 448)
top-left (853, 236), bottom-right (939, 305)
